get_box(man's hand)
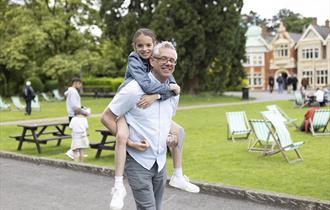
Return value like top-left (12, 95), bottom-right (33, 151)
top-left (169, 84), bottom-right (181, 95)
top-left (137, 94), bottom-right (159, 109)
top-left (127, 139), bottom-right (150, 152)
top-left (166, 134), bottom-right (178, 147)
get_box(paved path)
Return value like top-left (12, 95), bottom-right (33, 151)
top-left (0, 91), bottom-right (294, 126)
top-left (0, 158), bottom-right (289, 210)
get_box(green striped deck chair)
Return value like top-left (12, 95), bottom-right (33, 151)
top-left (266, 105), bottom-right (298, 128)
top-left (261, 111), bottom-right (304, 163)
top-left (226, 111), bottom-right (251, 142)
top-left (0, 96), bottom-right (11, 110)
top-left (11, 96), bottom-right (25, 110)
top-left (31, 95), bottom-right (41, 111)
top-left (309, 109), bottom-right (330, 136)
top-left (294, 91), bottom-right (305, 108)
top-left (248, 119), bottom-right (276, 152)
top-left (52, 89), bottom-right (64, 101)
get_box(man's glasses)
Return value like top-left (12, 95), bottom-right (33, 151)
top-left (153, 56), bottom-right (177, 65)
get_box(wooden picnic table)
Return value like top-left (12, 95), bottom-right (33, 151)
top-left (10, 120), bottom-right (71, 154)
top-left (89, 128), bottom-right (116, 158)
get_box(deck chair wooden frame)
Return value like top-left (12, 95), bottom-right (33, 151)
top-left (248, 119), bottom-right (276, 153)
top-left (261, 111), bottom-right (304, 164)
top-left (226, 111), bottom-right (251, 142)
top-left (11, 96), bottom-right (25, 110)
top-left (52, 89), bottom-right (64, 101)
top-left (0, 96), bottom-right (11, 110)
top-left (266, 105), bottom-right (298, 128)
top-left (309, 109), bottom-right (330, 136)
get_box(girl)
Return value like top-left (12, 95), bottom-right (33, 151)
top-left (69, 108), bottom-right (90, 162)
top-left (103, 28), bottom-right (199, 210)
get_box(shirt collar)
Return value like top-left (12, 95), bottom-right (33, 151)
top-left (148, 72), bottom-right (169, 85)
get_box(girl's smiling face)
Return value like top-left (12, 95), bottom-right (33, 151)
top-left (134, 34), bottom-right (154, 60)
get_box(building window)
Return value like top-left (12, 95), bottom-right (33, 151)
top-left (316, 70), bottom-right (328, 85)
top-left (244, 54), bottom-right (264, 66)
top-left (302, 70), bottom-right (313, 85)
top-left (275, 44), bottom-right (288, 58)
top-left (302, 48), bottom-right (319, 59)
top-left (247, 72), bottom-right (263, 86)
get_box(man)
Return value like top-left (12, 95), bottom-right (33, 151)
top-left (64, 77), bottom-right (83, 159)
top-left (276, 74), bottom-right (284, 94)
top-left (291, 74), bottom-right (298, 91)
top-left (268, 76), bottom-right (274, 93)
top-left (101, 41), bottom-right (179, 210)
top-left (22, 80), bottom-right (35, 115)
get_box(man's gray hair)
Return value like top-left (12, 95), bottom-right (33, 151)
top-left (152, 41), bottom-right (177, 59)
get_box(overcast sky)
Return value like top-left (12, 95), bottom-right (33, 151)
top-left (242, 0), bottom-right (330, 25)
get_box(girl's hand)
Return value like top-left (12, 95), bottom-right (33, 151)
top-left (166, 134), bottom-right (178, 147)
top-left (137, 94), bottom-right (159, 109)
top-left (169, 84), bottom-right (181, 95)
top-left (127, 139), bottom-right (150, 152)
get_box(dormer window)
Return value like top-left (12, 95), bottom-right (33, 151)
top-left (275, 44), bottom-right (288, 58)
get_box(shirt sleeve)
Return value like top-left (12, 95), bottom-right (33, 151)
top-left (127, 54), bottom-right (175, 97)
top-left (108, 82), bottom-right (140, 117)
top-left (170, 95), bottom-right (180, 116)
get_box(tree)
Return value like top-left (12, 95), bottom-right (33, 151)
top-left (101, 0), bottom-right (245, 94)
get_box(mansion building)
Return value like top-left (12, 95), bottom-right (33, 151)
top-left (243, 19), bottom-right (330, 91)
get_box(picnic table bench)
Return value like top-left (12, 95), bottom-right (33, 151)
top-left (10, 120), bottom-right (71, 154)
top-left (89, 128), bottom-right (116, 158)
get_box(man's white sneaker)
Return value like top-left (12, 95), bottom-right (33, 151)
top-left (169, 175), bottom-right (200, 193)
top-left (110, 186), bottom-right (127, 210)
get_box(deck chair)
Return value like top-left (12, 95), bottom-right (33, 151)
top-left (41, 92), bottom-right (54, 102)
top-left (294, 91), bottom-right (305, 108)
top-left (31, 95), bottom-right (41, 111)
top-left (52, 89), bottom-right (64, 100)
top-left (261, 111), bottom-right (304, 163)
top-left (0, 96), bottom-right (11, 110)
top-left (226, 111), bottom-right (251, 142)
top-left (266, 105), bottom-right (298, 128)
top-left (309, 109), bottom-right (330, 136)
top-left (11, 96), bottom-right (25, 110)
top-left (248, 119), bottom-right (276, 152)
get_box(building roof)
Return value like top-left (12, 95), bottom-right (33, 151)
top-left (288, 32), bottom-right (301, 42)
top-left (313, 25), bottom-right (330, 39)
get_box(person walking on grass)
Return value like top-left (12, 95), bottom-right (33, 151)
top-left (22, 80), bottom-right (35, 116)
top-left (69, 108), bottom-right (91, 162)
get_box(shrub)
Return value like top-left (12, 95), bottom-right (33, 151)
top-left (27, 77), bottom-right (44, 93)
top-left (45, 80), bottom-right (58, 92)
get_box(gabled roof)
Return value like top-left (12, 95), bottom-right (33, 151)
top-left (313, 25), bottom-right (330, 40)
top-left (288, 32), bottom-right (301, 42)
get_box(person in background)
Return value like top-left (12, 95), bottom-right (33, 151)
top-left (314, 88), bottom-right (326, 107)
top-left (268, 76), bottom-right (274, 93)
top-left (22, 80), bottom-right (35, 116)
top-left (69, 108), bottom-right (91, 162)
top-left (286, 75), bottom-right (292, 94)
top-left (276, 74), bottom-right (284, 94)
top-left (64, 77), bottom-right (84, 159)
top-left (291, 74), bottom-right (298, 91)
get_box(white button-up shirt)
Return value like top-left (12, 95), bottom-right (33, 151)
top-left (64, 87), bottom-right (81, 117)
top-left (108, 72), bottom-right (179, 172)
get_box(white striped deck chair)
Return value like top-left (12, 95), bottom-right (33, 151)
top-left (266, 105), bottom-right (298, 128)
top-left (31, 95), bottom-right (41, 111)
top-left (226, 111), bottom-right (251, 142)
top-left (261, 111), bottom-right (304, 163)
top-left (309, 109), bottom-right (330, 136)
top-left (248, 119), bottom-right (276, 152)
top-left (52, 89), bottom-right (64, 101)
top-left (11, 96), bottom-right (25, 110)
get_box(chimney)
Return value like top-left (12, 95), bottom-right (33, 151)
top-left (326, 20), bottom-right (329, 27)
top-left (312, 17), bottom-right (317, 25)
top-left (260, 22), bottom-right (268, 37)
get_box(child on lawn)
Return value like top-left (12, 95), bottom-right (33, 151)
top-left (69, 108), bottom-right (91, 162)
top-left (102, 28), bottom-right (199, 210)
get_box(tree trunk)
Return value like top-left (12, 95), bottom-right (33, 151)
top-left (185, 75), bottom-right (200, 95)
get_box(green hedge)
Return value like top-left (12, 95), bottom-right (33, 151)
top-left (83, 77), bottom-right (124, 92)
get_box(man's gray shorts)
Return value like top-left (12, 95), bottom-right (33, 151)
top-left (125, 154), bottom-right (167, 210)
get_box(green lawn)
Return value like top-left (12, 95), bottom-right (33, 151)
top-left (0, 96), bottom-right (329, 200)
